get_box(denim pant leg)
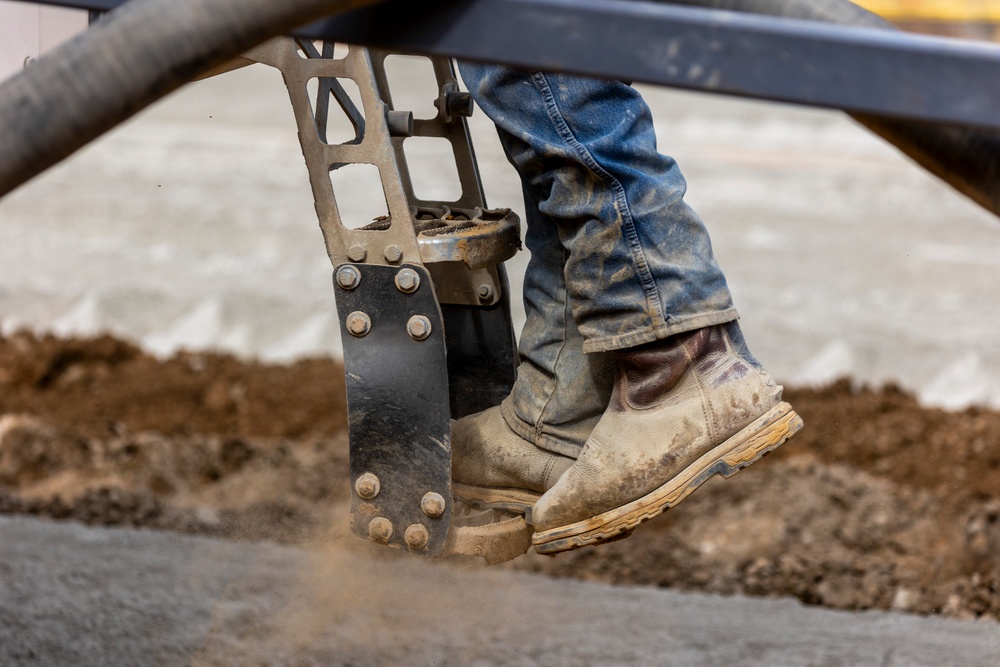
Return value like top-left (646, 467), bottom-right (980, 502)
top-left (500, 184), bottom-right (615, 458)
top-left (458, 63), bottom-right (738, 356)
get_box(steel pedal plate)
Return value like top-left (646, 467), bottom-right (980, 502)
top-left (335, 263), bottom-right (452, 556)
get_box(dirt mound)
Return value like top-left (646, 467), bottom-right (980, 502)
top-left (0, 330), bottom-right (347, 439)
top-left (780, 379), bottom-right (1000, 499)
top-left (2, 330), bottom-right (1000, 620)
top-left (0, 410), bottom-right (349, 544)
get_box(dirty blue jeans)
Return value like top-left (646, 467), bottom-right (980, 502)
top-left (458, 62), bottom-right (738, 457)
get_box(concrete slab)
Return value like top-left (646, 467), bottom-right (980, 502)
top-left (1, 516), bottom-right (997, 666)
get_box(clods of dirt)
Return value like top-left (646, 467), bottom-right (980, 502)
top-left (2, 330), bottom-right (1000, 620)
top-left (0, 330), bottom-right (347, 439)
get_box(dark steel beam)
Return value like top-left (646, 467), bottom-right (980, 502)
top-left (18, 0), bottom-right (1000, 131)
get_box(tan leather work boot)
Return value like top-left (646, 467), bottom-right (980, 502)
top-left (451, 406), bottom-right (575, 514)
top-left (531, 321), bottom-right (803, 554)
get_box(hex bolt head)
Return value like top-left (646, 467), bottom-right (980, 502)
top-left (477, 284), bottom-right (495, 303)
top-left (369, 517), bottom-right (394, 544)
top-left (347, 245), bottom-right (368, 263)
top-left (383, 245), bottom-right (403, 264)
top-left (394, 268), bottom-right (421, 294)
top-left (336, 265), bottom-right (361, 290)
top-left (420, 492), bottom-right (446, 518)
top-left (355, 473), bottom-right (381, 500)
top-left (404, 523), bottom-right (430, 550)
top-left (407, 315), bottom-right (432, 341)
top-left (346, 311), bottom-right (372, 337)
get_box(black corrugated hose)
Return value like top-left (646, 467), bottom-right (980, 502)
top-left (0, 0), bottom-right (385, 198)
top-left (668, 0), bottom-right (1000, 219)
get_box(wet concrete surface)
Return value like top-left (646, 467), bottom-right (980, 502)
top-left (2, 515), bottom-right (999, 666)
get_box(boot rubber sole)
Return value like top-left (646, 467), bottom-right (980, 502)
top-left (445, 505), bottom-right (533, 565)
top-left (531, 401), bottom-right (803, 555)
top-left (452, 483), bottom-right (541, 515)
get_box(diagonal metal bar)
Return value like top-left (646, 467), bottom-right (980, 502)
top-left (17, 0), bottom-right (1000, 131)
top-left (328, 79), bottom-right (366, 140)
top-left (294, 38), bottom-right (366, 144)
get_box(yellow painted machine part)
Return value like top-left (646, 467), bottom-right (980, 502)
top-left (854, 0), bottom-right (1000, 21)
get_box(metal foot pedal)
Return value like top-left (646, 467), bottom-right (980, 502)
top-left (247, 39), bottom-right (521, 558)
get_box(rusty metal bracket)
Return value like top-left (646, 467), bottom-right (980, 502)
top-left (247, 39), bottom-right (425, 268)
top-left (244, 39), bottom-right (519, 301)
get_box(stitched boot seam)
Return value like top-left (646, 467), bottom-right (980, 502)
top-left (685, 339), bottom-right (719, 444)
top-left (534, 246), bottom-right (574, 444)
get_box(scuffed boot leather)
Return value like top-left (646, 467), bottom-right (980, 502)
top-left (452, 406), bottom-right (575, 513)
top-left (531, 321), bottom-right (803, 554)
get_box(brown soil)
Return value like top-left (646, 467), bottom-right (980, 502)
top-left (2, 330), bottom-right (999, 620)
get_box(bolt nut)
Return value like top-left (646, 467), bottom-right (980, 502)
top-left (336, 265), bottom-right (361, 290)
top-left (346, 311), bottom-right (372, 337)
top-left (355, 473), bottom-right (381, 500)
top-left (369, 517), bottom-right (393, 544)
top-left (383, 245), bottom-right (403, 264)
top-left (394, 268), bottom-right (421, 294)
top-left (347, 245), bottom-right (368, 263)
top-left (420, 492), bottom-right (446, 518)
top-left (477, 284), bottom-right (495, 303)
top-left (404, 523), bottom-right (430, 550)
top-left (407, 315), bottom-right (432, 341)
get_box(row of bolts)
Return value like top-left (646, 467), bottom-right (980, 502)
top-left (336, 248), bottom-right (496, 341)
top-left (355, 473), bottom-right (445, 550)
top-left (336, 262), bottom-right (431, 340)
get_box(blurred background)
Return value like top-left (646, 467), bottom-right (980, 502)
top-left (861, 0), bottom-right (1000, 37)
top-left (2, 0), bottom-right (1000, 408)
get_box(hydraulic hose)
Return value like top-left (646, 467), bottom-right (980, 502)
top-left (0, 0), bottom-right (386, 198)
top-left (667, 0), bottom-right (1000, 218)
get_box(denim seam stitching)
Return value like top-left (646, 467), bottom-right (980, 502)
top-left (501, 398), bottom-right (538, 444)
top-left (534, 245), bottom-right (573, 440)
top-left (528, 71), bottom-right (666, 331)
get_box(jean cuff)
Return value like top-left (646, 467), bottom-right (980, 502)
top-left (500, 397), bottom-right (584, 459)
top-left (581, 307), bottom-right (740, 354)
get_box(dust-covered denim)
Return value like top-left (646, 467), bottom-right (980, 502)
top-left (459, 62), bottom-right (738, 456)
